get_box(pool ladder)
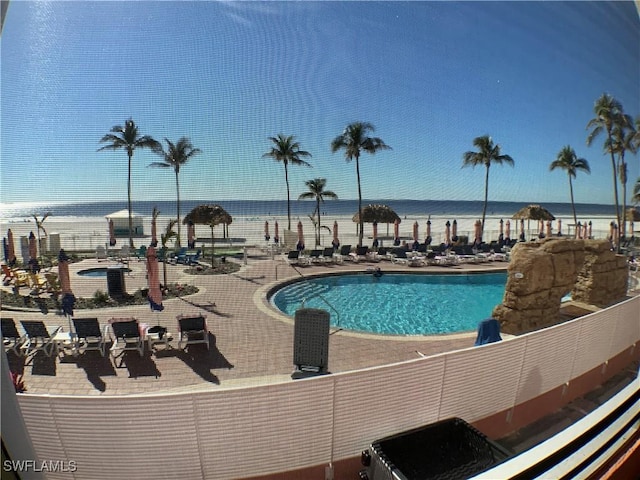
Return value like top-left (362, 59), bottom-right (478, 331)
top-left (301, 292), bottom-right (341, 330)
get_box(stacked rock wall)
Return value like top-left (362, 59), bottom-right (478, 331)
top-left (493, 238), bottom-right (628, 335)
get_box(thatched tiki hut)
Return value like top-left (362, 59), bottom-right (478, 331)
top-left (183, 204), bottom-right (232, 264)
top-left (512, 204), bottom-right (555, 237)
top-left (352, 204), bottom-right (401, 241)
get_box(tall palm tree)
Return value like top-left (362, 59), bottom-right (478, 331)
top-left (98, 118), bottom-right (160, 248)
top-left (606, 119), bottom-right (637, 238)
top-left (549, 146), bottom-right (591, 228)
top-left (586, 94), bottom-right (626, 248)
top-left (331, 122), bottom-right (391, 246)
top-left (263, 134), bottom-right (312, 230)
top-left (462, 135), bottom-right (514, 238)
top-left (31, 212), bottom-right (51, 262)
top-left (149, 137), bottom-right (201, 247)
top-left (298, 178), bottom-right (338, 246)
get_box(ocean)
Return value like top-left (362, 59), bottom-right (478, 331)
top-left (0, 199), bottom-right (620, 221)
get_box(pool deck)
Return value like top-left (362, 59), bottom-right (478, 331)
top-left (2, 249), bottom-right (528, 396)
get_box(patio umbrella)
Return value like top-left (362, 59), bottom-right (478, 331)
top-left (585, 222), bottom-right (591, 239)
top-left (146, 246), bottom-right (164, 312)
top-left (546, 220), bottom-right (552, 238)
top-left (451, 220), bottom-right (458, 241)
top-left (557, 219), bottom-right (562, 236)
top-left (58, 249), bottom-right (75, 330)
top-left (187, 222), bottom-right (196, 249)
top-left (499, 219), bottom-right (504, 236)
top-left (372, 222), bottom-right (379, 248)
top-left (2, 238), bottom-right (7, 263)
top-left (519, 219), bottom-right (525, 241)
top-left (109, 219), bottom-right (116, 247)
top-left (151, 214), bottom-right (158, 247)
top-left (332, 221), bottom-right (339, 249)
top-left (28, 232), bottom-right (39, 272)
top-left (444, 221), bottom-right (451, 247)
top-left (474, 220), bottom-right (482, 246)
top-left (505, 220), bottom-right (511, 241)
top-left (425, 219), bottom-right (432, 245)
top-left (296, 221), bottom-right (305, 251)
top-left (264, 221), bottom-right (270, 242)
top-left (609, 221), bottom-right (615, 241)
top-left (274, 221), bottom-right (280, 244)
top-left (393, 219), bottom-right (400, 246)
top-left (538, 220), bottom-right (545, 238)
top-left (6, 229), bottom-right (16, 266)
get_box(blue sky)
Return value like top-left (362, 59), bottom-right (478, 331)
top-left (1, 1), bottom-right (638, 206)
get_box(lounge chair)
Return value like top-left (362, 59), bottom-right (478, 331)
top-left (286, 250), bottom-right (300, 265)
top-left (309, 249), bottom-right (324, 264)
top-left (44, 272), bottom-right (61, 294)
top-left (170, 247), bottom-right (188, 264)
top-left (28, 273), bottom-right (48, 294)
top-left (1, 318), bottom-right (26, 355)
top-left (333, 245), bottom-right (352, 263)
top-left (320, 247), bottom-right (335, 264)
top-left (390, 248), bottom-right (409, 264)
top-left (186, 249), bottom-right (202, 265)
top-left (2, 264), bottom-right (30, 288)
top-left (108, 317), bottom-right (144, 361)
top-left (95, 245), bottom-right (107, 261)
top-left (20, 320), bottom-right (61, 357)
top-left (351, 246), bottom-right (369, 262)
top-left (118, 245), bottom-right (131, 263)
top-left (73, 318), bottom-right (109, 356)
top-left (177, 314), bottom-right (209, 350)
top-left (133, 245), bottom-right (147, 261)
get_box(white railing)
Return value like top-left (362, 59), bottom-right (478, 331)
top-left (13, 296), bottom-right (640, 480)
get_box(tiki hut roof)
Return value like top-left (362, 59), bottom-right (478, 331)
top-left (183, 204), bottom-right (232, 226)
top-left (352, 204), bottom-right (401, 224)
top-left (512, 204), bottom-right (556, 221)
top-left (626, 207), bottom-right (640, 222)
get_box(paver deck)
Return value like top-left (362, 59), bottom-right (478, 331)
top-left (1, 249), bottom-right (633, 396)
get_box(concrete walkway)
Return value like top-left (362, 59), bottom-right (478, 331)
top-left (3, 251), bottom-right (519, 395)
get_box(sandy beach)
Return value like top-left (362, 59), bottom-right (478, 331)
top-left (0, 211), bottom-right (628, 257)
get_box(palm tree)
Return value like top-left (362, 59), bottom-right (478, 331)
top-left (298, 178), bottom-right (338, 246)
top-left (586, 94), bottom-right (627, 248)
top-left (462, 135), bottom-right (514, 238)
top-left (263, 134), bottom-right (312, 231)
top-left (549, 146), bottom-right (591, 228)
top-left (160, 219), bottom-right (178, 288)
top-left (331, 122), bottom-right (391, 246)
top-left (606, 119), bottom-right (637, 238)
top-left (98, 118), bottom-right (160, 248)
top-left (31, 212), bottom-right (51, 262)
top-left (149, 137), bottom-right (201, 247)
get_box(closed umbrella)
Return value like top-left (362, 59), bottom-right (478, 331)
top-left (576, 222), bottom-right (582, 239)
top-left (332, 221), bottom-right (339, 249)
top-left (6, 229), bottom-right (16, 266)
top-left (538, 220), bottom-right (544, 237)
top-left (546, 221), bottom-right (552, 238)
top-left (264, 221), bottom-right (270, 242)
top-left (146, 246), bottom-right (164, 312)
top-left (505, 220), bottom-right (511, 242)
top-left (58, 249), bottom-right (75, 331)
top-left (393, 219), bottom-right (400, 246)
top-left (519, 219), bottom-right (525, 241)
top-left (474, 220), bottom-right (482, 246)
top-left (372, 222), bottom-right (379, 248)
top-left (583, 222), bottom-right (589, 239)
top-left (274, 221), bottom-right (280, 244)
top-left (109, 219), bottom-right (116, 247)
top-left (557, 219), bottom-right (562, 236)
top-left (445, 221), bottom-right (451, 247)
top-left (425, 219), bottom-right (432, 245)
top-left (187, 222), bottom-right (196, 249)
top-left (151, 214), bottom-right (158, 247)
top-left (412, 221), bottom-right (419, 249)
top-left (451, 220), bottom-right (458, 241)
top-left (609, 221), bottom-right (615, 241)
top-left (296, 221), bottom-right (305, 251)
top-left (28, 232), bottom-right (39, 272)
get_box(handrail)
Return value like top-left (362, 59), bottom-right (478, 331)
top-left (300, 292), bottom-right (342, 329)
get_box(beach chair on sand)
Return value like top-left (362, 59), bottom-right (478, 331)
top-left (1, 318), bottom-right (26, 355)
top-left (108, 317), bottom-right (144, 363)
top-left (73, 318), bottom-right (109, 357)
top-left (20, 320), bottom-right (61, 357)
top-left (177, 315), bottom-right (209, 350)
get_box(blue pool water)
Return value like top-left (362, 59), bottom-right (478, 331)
top-left (77, 267), bottom-right (131, 277)
top-left (271, 273), bottom-right (507, 335)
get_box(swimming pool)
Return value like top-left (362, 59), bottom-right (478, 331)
top-left (271, 272), bottom-right (507, 335)
top-left (77, 267), bottom-right (131, 277)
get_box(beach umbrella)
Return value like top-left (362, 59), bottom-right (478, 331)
top-left (58, 249), bottom-right (75, 330)
top-left (151, 214), bottom-right (158, 247)
top-left (6, 229), bottom-right (16, 266)
top-left (264, 221), bottom-right (270, 242)
top-left (274, 221), bottom-right (280, 244)
top-left (474, 220), bottom-right (482, 246)
top-left (146, 246), bottom-right (164, 312)
top-left (411, 221), bottom-right (419, 249)
top-left (609, 221), bottom-right (615, 241)
top-left (296, 221), bottom-right (305, 251)
top-left (352, 204), bottom-right (401, 224)
top-left (109, 219), bottom-right (116, 247)
top-left (184, 204), bottom-right (233, 264)
top-left (372, 222), bottom-right (379, 248)
top-left (546, 220), bottom-right (552, 238)
top-left (512, 204), bottom-right (556, 222)
top-left (451, 220), bottom-right (458, 242)
top-left (187, 222), bottom-right (196, 249)
top-left (425, 219), bottom-right (432, 245)
top-left (28, 232), bottom-right (37, 260)
top-left (332, 221), bottom-right (339, 249)
top-left (557, 219), bottom-right (562, 236)
top-left (2, 238), bottom-right (7, 263)
top-left (587, 221), bottom-right (592, 239)
top-left (576, 222), bottom-right (582, 239)
top-left (499, 219), bottom-right (504, 236)
top-left (505, 220), bottom-right (511, 241)
top-left (519, 218), bottom-right (525, 241)
top-left (445, 221), bottom-right (451, 247)
top-left (393, 219), bottom-right (400, 245)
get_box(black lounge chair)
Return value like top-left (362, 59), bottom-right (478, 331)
top-left (109, 317), bottom-right (144, 362)
top-left (73, 317), bottom-right (108, 356)
top-left (20, 320), bottom-right (61, 357)
top-left (2, 318), bottom-right (25, 355)
top-left (177, 315), bottom-right (209, 350)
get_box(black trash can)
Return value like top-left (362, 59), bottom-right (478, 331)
top-left (106, 266), bottom-right (125, 297)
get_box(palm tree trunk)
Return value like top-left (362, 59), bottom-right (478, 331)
top-left (620, 156), bottom-right (627, 239)
top-left (608, 148), bottom-right (621, 251)
top-left (481, 164), bottom-right (490, 239)
top-left (127, 151), bottom-right (134, 248)
top-left (316, 197), bottom-right (321, 246)
top-left (210, 224), bottom-right (215, 266)
top-left (175, 170), bottom-right (181, 247)
top-left (285, 163), bottom-right (291, 231)
top-left (356, 154), bottom-right (363, 247)
top-left (569, 175), bottom-right (577, 227)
